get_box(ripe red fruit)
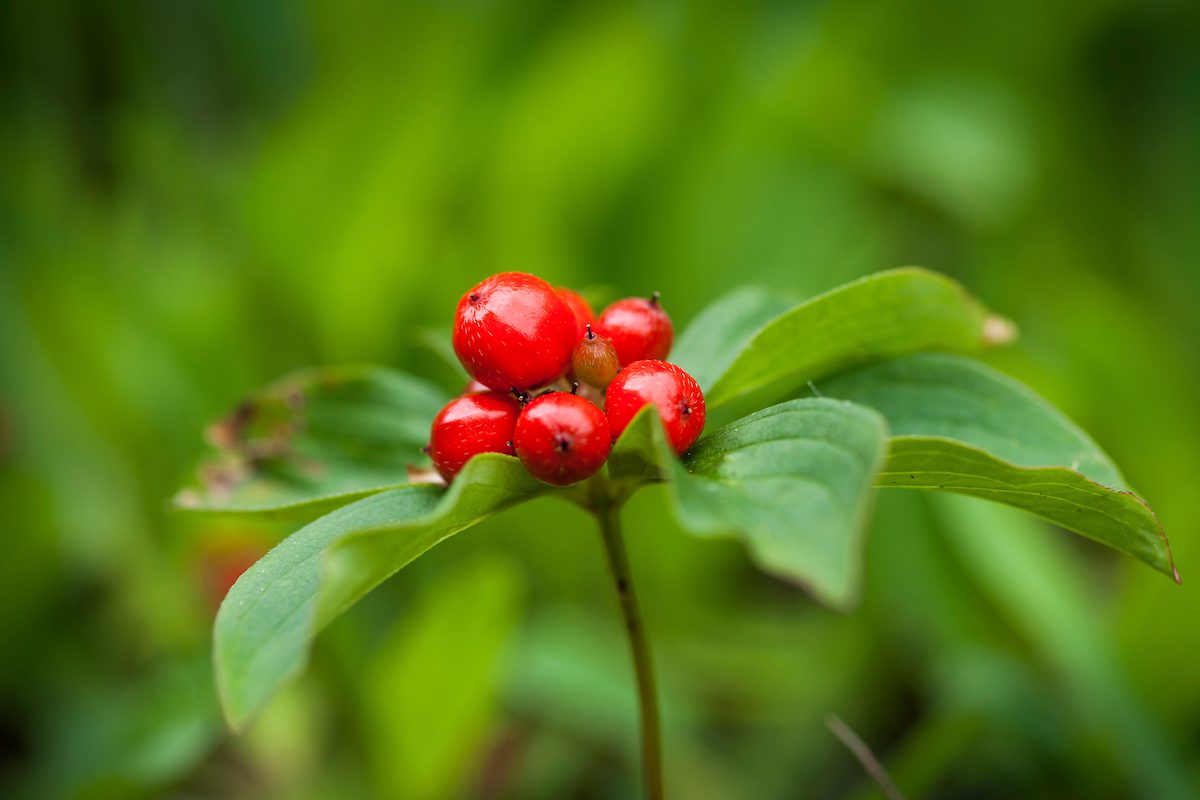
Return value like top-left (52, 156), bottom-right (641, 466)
top-left (514, 393), bottom-right (612, 486)
top-left (453, 272), bottom-right (577, 391)
top-left (200, 543), bottom-right (266, 612)
top-left (427, 391), bottom-right (521, 482)
top-left (594, 293), bottom-right (673, 366)
top-left (556, 287), bottom-right (595, 342)
top-left (570, 324), bottom-right (620, 389)
top-left (605, 360), bottom-right (705, 455)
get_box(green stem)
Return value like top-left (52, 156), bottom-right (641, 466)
top-left (595, 498), bottom-right (664, 799)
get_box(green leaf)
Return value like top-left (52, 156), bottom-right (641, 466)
top-left (818, 354), bottom-right (1178, 581)
top-left (671, 286), bottom-right (797, 392)
top-left (611, 398), bottom-right (889, 608)
top-left (704, 267), bottom-right (1015, 409)
top-left (214, 454), bottom-right (544, 730)
top-left (175, 365), bottom-right (448, 519)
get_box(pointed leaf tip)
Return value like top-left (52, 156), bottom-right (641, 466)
top-left (983, 313), bottom-right (1018, 346)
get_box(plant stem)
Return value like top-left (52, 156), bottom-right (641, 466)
top-left (595, 499), bottom-right (664, 799)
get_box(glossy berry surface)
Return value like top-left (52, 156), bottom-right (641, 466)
top-left (514, 393), bottom-right (611, 486)
top-left (594, 294), bottom-right (674, 366)
top-left (453, 272), bottom-right (577, 391)
top-left (428, 391), bottom-right (520, 482)
top-left (570, 324), bottom-right (620, 389)
top-left (606, 360), bottom-right (705, 455)
top-left (556, 287), bottom-right (596, 342)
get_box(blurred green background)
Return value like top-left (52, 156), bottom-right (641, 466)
top-left (2, 0), bottom-right (1198, 797)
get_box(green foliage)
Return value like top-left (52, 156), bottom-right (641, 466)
top-left (362, 554), bottom-right (523, 798)
top-left (819, 354), bottom-right (1125, 486)
top-left (671, 286), bottom-right (797, 392)
top-left (6, 3), bottom-right (1195, 794)
top-left (674, 399), bottom-right (886, 608)
top-left (700, 268), bottom-right (1013, 408)
top-left (215, 456), bottom-right (543, 729)
top-left (818, 354), bottom-right (1177, 580)
top-left (613, 400), bottom-right (888, 608)
top-left (933, 496), bottom-right (1191, 797)
top-left (203, 270), bottom-right (1175, 729)
top-left (882, 441), bottom-right (1175, 579)
top-left (176, 366), bottom-right (447, 518)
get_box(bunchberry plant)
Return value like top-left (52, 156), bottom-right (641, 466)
top-left (177, 268), bottom-right (1178, 799)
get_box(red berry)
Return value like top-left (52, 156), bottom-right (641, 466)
top-left (200, 543), bottom-right (266, 612)
top-left (606, 360), bottom-right (705, 455)
top-left (570, 324), bottom-right (620, 389)
top-left (556, 287), bottom-right (595, 342)
top-left (453, 272), bottom-right (577, 391)
top-left (594, 293), bottom-right (673, 366)
top-left (514, 393), bottom-right (611, 486)
top-left (428, 391), bottom-right (520, 482)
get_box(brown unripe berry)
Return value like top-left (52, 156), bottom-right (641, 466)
top-left (570, 324), bottom-right (620, 389)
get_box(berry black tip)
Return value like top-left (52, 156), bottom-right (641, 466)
top-left (649, 291), bottom-right (661, 306)
top-left (511, 387), bottom-right (530, 405)
top-left (680, 401), bottom-right (691, 417)
top-left (554, 433), bottom-right (572, 452)
top-left (421, 443), bottom-right (431, 454)
top-left (506, 440), bottom-right (514, 449)
top-left (468, 292), bottom-right (480, 304)
top-left (585, 323), bottom-right (594, 340)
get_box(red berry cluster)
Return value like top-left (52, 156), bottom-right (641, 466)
top-left (428, 272), bottom-right (706, 486)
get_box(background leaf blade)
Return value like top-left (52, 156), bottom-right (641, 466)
top-left (671, 286), bottom-right (798, 392)
top-left (361, 554), bottom-right (523, 799)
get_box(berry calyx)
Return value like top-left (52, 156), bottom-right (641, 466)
top-left (556, 287), bottom-right (596, 342)
top-left (427, 391), bottom-right (521, 482)
top-left (453, 272), bottom-right (577, 391)
top-left (605, 360), bottom-right (705, 455)
top-left (514, 393), bottom-right (612, 486)
top-left (594, 293), bottom-right (674, 366)
top-left (570, 324), bottom-right (620, 389)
